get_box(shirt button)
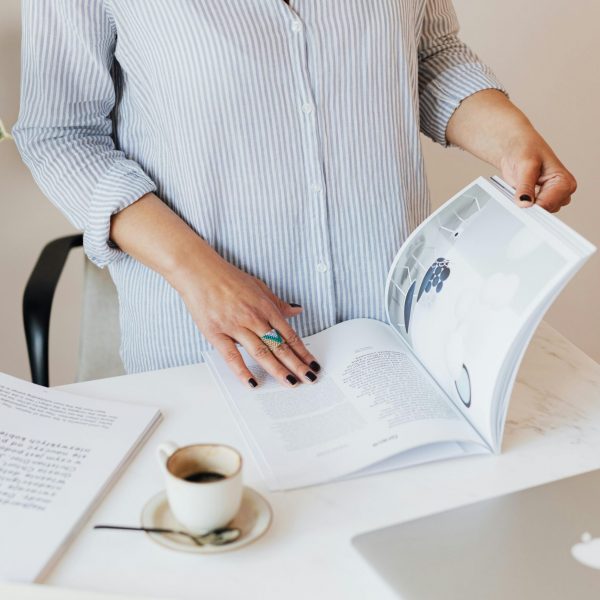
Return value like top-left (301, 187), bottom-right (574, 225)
top-left (310, 183), bottom-right (322, 193)
top-left (291, 20), bottom-right (302, 33)
top-left (316, 262), bottom-right (328, 273)
top-left (302, 102), bottom-right (314, 114)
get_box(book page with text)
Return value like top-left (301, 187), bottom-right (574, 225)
top-left (0, 374), bottom-right (160, 582)
top-left (205, 319), bottom-right (486, 490)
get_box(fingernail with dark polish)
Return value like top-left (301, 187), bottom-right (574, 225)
top-left (519, 194), bottom-right (532, 202)
top-left (305, 371), bottom-right (317, 382)
top-left (286, 374), bottom-right (298, 385)
top-left (309, 361), bottom-right (321, 373)
top-left (289, 303), bottom-right (302, 308)
top-left (248, 378), bottom-right (258, 388)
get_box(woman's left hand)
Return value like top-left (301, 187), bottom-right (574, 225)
top-left (446, 89), bottom-right (577, 213)
top-left (499, 133), bottom-right (577, 213)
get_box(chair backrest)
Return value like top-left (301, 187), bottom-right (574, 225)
top-left (76, 258), bottom-right (125, 382)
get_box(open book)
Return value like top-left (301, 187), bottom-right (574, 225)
top-left (205, 177), bottom-right (596, 491)
top-left (0, 374), bottom-right (161, 582)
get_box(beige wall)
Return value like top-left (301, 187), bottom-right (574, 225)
top-left (0, 0), bottom-right (598, 386)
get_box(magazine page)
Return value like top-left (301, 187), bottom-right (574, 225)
top-left (385, 177), bottom-right (589, 445)
top-left (204, 319), bottom-right (487, 491)
top-left (0, 373), bottom-right (161, 582)
top-left (489, 263), bottom-right (588, 451)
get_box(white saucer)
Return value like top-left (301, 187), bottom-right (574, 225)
top-left (140, 486), bottom-right (272, 554)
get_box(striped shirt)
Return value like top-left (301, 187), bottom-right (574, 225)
top-left (13, 0), bottom-right (505, 374)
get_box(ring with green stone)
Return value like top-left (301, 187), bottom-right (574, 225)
top-left (260, 328), bottom-right (284, 351)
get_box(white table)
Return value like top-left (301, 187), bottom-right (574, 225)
top-left (44, 322), bottom-right (600, 599)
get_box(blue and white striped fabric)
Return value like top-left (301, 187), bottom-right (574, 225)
top-left (13, 0), bottom-right (506, 373)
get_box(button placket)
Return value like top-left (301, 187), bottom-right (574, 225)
top-left (286, 10), bottom-right (336, 321)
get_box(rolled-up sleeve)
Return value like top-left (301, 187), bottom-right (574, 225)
top-left (418, 0), bottom-right (508, 147)
top-left (12, 0), bottom-right (157, 268)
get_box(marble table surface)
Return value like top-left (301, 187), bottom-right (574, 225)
top-left (41, 321), bottom-right (600, 599)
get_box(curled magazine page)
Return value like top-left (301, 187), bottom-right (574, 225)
top-left (385, 177), bottom-right (583, 445)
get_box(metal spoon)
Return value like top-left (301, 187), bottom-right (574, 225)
top-left (94, 524), bottom-right (241, 546)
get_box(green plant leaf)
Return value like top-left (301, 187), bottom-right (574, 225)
top-left (0, 119), bottom-right (14, 142)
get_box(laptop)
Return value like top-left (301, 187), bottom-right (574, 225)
top-left (352, 469), bottom-right (600, 599)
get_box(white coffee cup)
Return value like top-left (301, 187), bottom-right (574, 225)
top-left (156, 441), bottom-right (243, 534)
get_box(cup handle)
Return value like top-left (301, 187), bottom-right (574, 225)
top-left (156, 441), bottom-right (178, 474)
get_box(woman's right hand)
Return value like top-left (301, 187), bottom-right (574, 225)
top-left (172, 250), bottom-right (321, 389)
top-left (109, 192), bottom-right (319, 388)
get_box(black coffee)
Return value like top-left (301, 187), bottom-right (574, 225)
top-left (184, 471), bottom-right (226, 483)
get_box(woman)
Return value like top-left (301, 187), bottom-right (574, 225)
top-left (13, 1), bottom-right (575, 389)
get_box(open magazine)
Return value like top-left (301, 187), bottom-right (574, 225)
top-left (205, 177), bottom-right (596, 491)
top-left (0, 373), bottom-right (161, 582)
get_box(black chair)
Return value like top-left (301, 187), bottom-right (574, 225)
top-left (23, 234), bottom-right (125, 386)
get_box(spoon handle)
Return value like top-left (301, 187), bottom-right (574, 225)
top-left (94, 523), bottom-right (241, 546)
top-left (94, 524), bottom-right (189, 536)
